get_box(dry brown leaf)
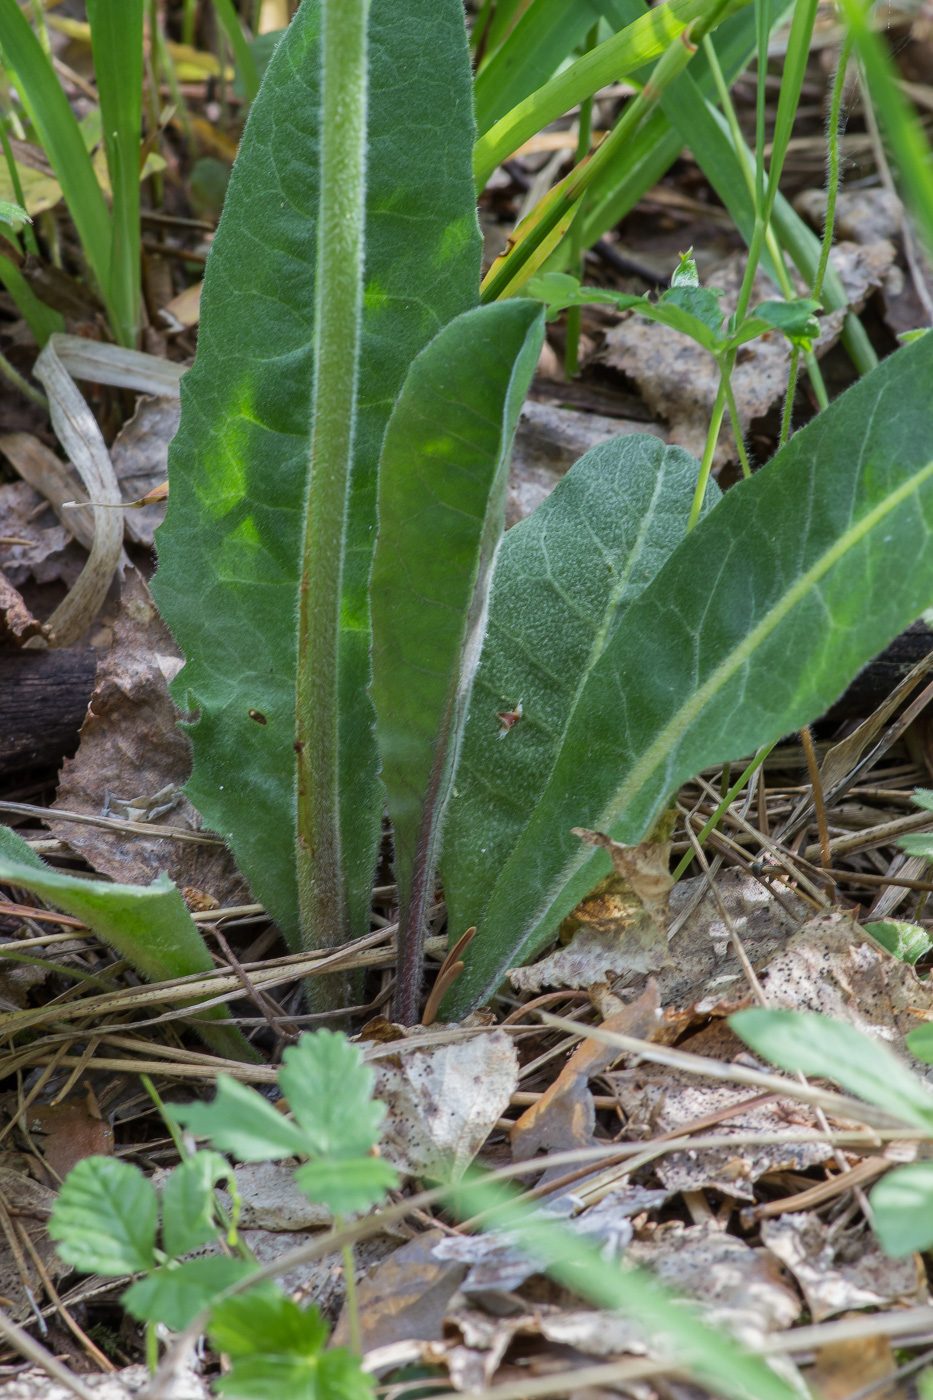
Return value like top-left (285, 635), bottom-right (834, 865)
top-left (26, 1092), bottom-right (113, 1182)
top-left (109, 395), bottom-right (179, 546)
top-left (510, 982), bottom-right (661, 1169)
top-left (795, 188), bottom-right (904, 245)
top-left (50, 568), bottom-right (249, 903)
top-left (761, 1215), bottom-right (928, 1323)
top-left (331, 1229), bottom-right (467, 1353)
top-left (0, 480), bottom-right (81, 590)
top-left (0, 1167), bottom-right (64, 1323)
top-left (373, 1030), bottom-right (518, 1179)
top-left (627, 1221), bottom-right (801, 1342)
top-left (0, 570), bottom-right (42, 644)
top-left (623, 867), bottom-right (809, 1017)
top-left (605, 1020), bottom-right (834, 1199)
top-left (509, 832), bottom-right (675, 994)
top-left (758, 910), bottom-right (933, 1078)
top-left (810, 1327), bottom-right (908, 1400)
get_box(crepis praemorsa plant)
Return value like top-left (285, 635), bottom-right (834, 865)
top-left (149, 0), bottom-right (933, 1024)
top-left (5, 0), bottom-right (933, 1037)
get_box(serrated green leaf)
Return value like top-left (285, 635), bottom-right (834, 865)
top-left (371, 300), bottom-right (543, 969)
top-left (870, 1163), bottom-right (933, 1257)
top-left (151, 0), bottom-right (480, 956)
top-left (277, 1030), bottom-right (383, 1160)
top-left (732, 1009), bottom-right (933, 1130)
top-left (169, 1076), bottom-right (309, 1161)
top-left (441, 435), bottom-right (718, 977)
top-left (0, 824), bottom-right (252, 1062)
top-left (160, 1151), bottom-right (233, 1259)
top-left (293, 1156), bottom-right (397, 1215)
top-left (442, 330), bottom-right (933, 1013)
top-left (210, 1286), bottom-right (374, 1400)
top-left (670, 248), bottom-right (699, 287)
top-left (656, 284), bottom-right (725, 343)
top-left (865, 919), bottom-right (933, 966)
top-left (124, 1255), bottom-right (255, 1330)
top-left (50, 1157), bottom-right (157, 1275)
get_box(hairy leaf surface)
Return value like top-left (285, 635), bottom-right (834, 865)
top-left (152, 0), bottom-right (480, 949)
top-left (444, 332), bottom-right (933, 1013)
top-left (371, 301), bottom-right (544, 958)
top-left (441, 435), bottom-right (718, 952)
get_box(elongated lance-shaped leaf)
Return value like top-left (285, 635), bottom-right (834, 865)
top-left (0, 825), bottom-right (254, 1061)
top-left (152, 0), bottom-right (480, 957)
top-left (370, 301), bottom-right (544, 1021)
top-left (443, 330), bottom-right (933, 1015)
top-left (441, 434), bottom-right (718, 949)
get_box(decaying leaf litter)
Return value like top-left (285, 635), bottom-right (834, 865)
top-left (5, 2), bottom-right (933, 1398)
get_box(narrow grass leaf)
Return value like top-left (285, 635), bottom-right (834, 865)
top-left (0, 0), bottom-right (115, 330)
top-left (86, 0), bottom-right (143, 348)
top-left (443, 330), bottom-right (933, 1012)
top-left (211, 0), bottom-right (261, 102)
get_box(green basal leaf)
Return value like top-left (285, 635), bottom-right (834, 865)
top-left (443, 331), bottom-right (933, 1013)
top-left (0, 825), bottom-right (252, 1061)
top-left (152, 0), bottom-right (480, 956)
top-left (277, 1029), bottom-right (384, 1160)
top-left (293, 1156), bottom-right (397, 1215)
top-left (441, 435), bottom-right (719, 984)
top-left (732, 1009), bottom-right (933, 1130)
top-left (870, 1163), bottom-right (933, 1257)
top-left (50, 1157), bottom-right (158, 1275)
top-left (371, 300), bottom-right (543, 999)
top-left (170, 1075), bottom-right (309, 1162)
top-left (160, 1151), bottom-right (233, 1260)
top-left (865, 919), bottom-right (933, 966)
top-left (124, 1256), bottom-right (255, 1331)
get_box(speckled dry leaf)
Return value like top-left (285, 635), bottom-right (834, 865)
top-left (758, 911), bottom-right (933, 1083)
top-left (511, 981), bottom-right (661, 1170)
top-left (761, 1215), bottom-right (928, 1323)
top-left (0, 1365), bottom-right (209, 1399)
top-left (509, 833), bottom-right (675, 994)
top-left (620, 867), bottom-right (809, 1018)
top-left (216, 1162), bottom-right (332, 1231)
top-left (0, 480), bottom-right (79, 589)
top-left (331, 1229), bottom-right (467, 1353)
top-left (605, 1020), bottom-right (834, 1199)
top-left (109, 395), bottom-right (179, 546)
top-left (50, 568), bottom-right (249, 904)
top-left (627, 1222), bottom-right (801, 1344)
top-left (373, 1030), bottom-right (518, 1179)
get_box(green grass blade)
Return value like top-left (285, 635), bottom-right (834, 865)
top-left (0, 0), bottom-right (115, 330)
top-left (441, 435), bottom-right (719, 949)
top-left (443, 329), bottom-right (933, 1015)
top-left (371, 300), bottom-right (543, 1020)
top-left (839, 0), bottom-right (933, 258)
top-left (474, 0), bottom-right (614, 136)
top-left (212, 0), bottom-right (261, 103)
top-left (0, 250), bottom-right (62, 344)
top-left (0, 824), bottom-right (254, 1061)
top-left (87, 0), bottom-right (143, 348)
top-left (473, 0), bottom-right (746, 186)
top-left (152, 0), bottom-right (481, 960)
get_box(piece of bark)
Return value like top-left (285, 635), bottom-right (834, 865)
top-left (0, 648), bottom-right (96, 773)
